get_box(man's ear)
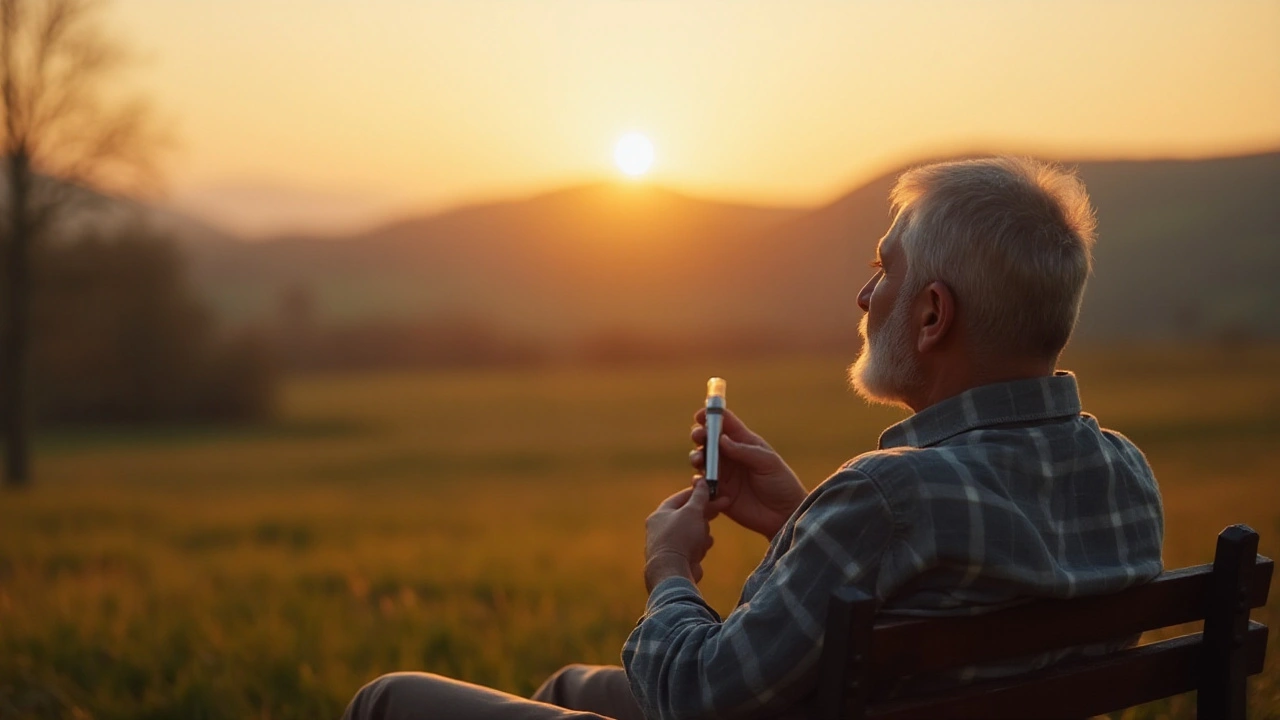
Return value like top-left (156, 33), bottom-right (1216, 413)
top-left (917, 281), bottom-right (955, 353)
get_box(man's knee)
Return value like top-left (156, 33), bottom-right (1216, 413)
top-left (532, 663), bottom-right (590, 704)
top-left (548, 663), bottom-right (595, 684)
top-left (533, 664), bottom-right (643, 720)
top-left (344, 671), bottom-right (445, 720)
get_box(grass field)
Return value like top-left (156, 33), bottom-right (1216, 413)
top-left (2, 346), bottom-right (1279, 719)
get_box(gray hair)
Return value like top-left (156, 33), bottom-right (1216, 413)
top-left (891, 157), bottom-right (1097, 360)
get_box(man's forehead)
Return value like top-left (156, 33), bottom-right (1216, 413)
top-left (877, 215), bottom-right (908, 256)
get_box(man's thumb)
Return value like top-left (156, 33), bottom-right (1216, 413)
top-left (687, 478), bottom-right (710, 510)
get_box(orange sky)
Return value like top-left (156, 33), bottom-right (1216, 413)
top-left (105, 0), bottom-right (1280, 238)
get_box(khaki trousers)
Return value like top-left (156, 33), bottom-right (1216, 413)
top-left (342, 664), bottom-right (648, 720)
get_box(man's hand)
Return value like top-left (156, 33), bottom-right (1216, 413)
top-left (690, 407), bottom-right (807, 540)
top-left (644, 479), bottom-right (715, 593)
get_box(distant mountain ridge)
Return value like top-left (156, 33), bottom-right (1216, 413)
top-left (184, 182), bottom-right (808, 341)
top-left (178, 151), bottom-right (1280, 353)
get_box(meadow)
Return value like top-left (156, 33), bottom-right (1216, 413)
top-left (2, 346), bottom-right (1278, 719)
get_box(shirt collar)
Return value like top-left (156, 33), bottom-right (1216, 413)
top-left (878, 371), bottom-right (1083, 450)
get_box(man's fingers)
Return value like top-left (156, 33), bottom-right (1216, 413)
top-left (689, 447), bottom-right (704, 470)
top-left (658, 486), bottom-right (694, 510)
top-left (692, 408), bottom-right (762, 445)
top-left (691, 425), bottom-right (707, 446)
top-left (720, 434), bottom-right (776, 467)
top-left (705, 492), bottom-right (733, 516)
top-left (720, 409), bottom-right (764, 444)
top-left (693, 435), bottom-right (770, 474)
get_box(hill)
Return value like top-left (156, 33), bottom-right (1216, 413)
top-left (183, 182), bottom-right (806, 343)
top-left (1076, 154), bottom-right (1280, 340)
top-left (178, 151), bottom-right (1280, 360)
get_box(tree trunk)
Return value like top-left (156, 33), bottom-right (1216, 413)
top-left (2, 149), bottom-right (32, 487)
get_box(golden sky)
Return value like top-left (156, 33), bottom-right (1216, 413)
top-left (106, 0), bottom-right (1280, 237)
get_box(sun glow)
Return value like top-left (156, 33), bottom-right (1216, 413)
top-left (614, 133), bottom-right (655, 177)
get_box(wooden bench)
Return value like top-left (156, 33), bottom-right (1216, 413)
top-left (810, 524), bottom-right (1273, 719)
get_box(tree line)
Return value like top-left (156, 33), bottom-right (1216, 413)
top-left (21, 225), bottom-right (273, 425)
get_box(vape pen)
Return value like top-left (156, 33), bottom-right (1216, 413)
top-left (704, 377), bottom-right (726, 499)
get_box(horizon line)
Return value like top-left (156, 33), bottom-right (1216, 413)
top-left (171, 143), bottom-right (1280, 243)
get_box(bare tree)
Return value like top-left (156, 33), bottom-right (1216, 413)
top-left (1, 0), bottom-right (156, 487)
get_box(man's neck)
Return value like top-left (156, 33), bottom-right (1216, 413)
top-left (906, 356), bottom-right (1057, 414)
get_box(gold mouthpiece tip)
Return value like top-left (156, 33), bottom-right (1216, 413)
top-left (706, 377), bottom-right (727, 399)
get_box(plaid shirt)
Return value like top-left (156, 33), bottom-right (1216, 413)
top-left (622, 372), bottom-right (1164, 720)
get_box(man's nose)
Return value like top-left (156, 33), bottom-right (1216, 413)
top-left (857, 274), bottom-right (878, 312)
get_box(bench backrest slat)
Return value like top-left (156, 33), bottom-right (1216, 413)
top-left (866, 621), bottom-right (1268, 720)
top-left (869, 556), bottom-right (1272, 679)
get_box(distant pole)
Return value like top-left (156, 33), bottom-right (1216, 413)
top-left (1, 3), bottom-right (30, 488)
top-left (1, 150), bottom-right (33, 486)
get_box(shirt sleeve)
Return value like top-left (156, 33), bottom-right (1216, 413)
top-left (622, 470), bottom-right (896, 720)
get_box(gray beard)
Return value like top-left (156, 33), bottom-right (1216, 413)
top-left (848, 293), bottom-right (922, 410)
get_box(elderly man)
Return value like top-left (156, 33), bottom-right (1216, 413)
top-left (343, 157), bottom-right (1164, 720)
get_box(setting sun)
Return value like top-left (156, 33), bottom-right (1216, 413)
top-left (614, 133), bottom-right (655, 177)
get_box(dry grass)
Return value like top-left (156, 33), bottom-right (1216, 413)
top-left (2, 346), bottom-right (1278, 718)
